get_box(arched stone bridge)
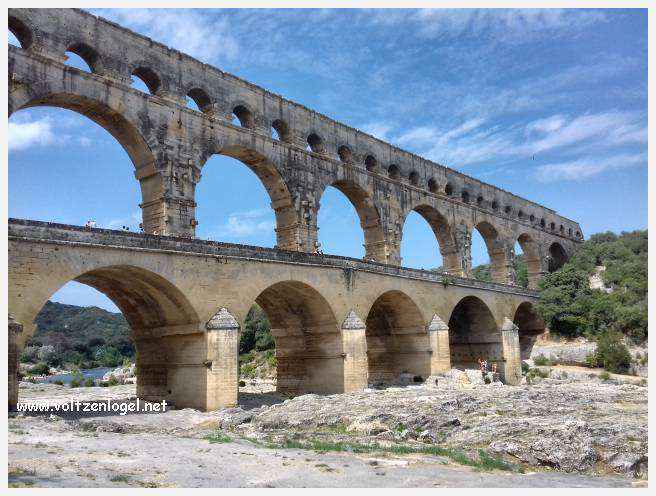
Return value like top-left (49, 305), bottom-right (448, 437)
top-left (9, 8), bottom-right (582, 288)
top-left (9, 220), bottom-right (545, 410)
top-left (8, 9), bottom-right (583, 411)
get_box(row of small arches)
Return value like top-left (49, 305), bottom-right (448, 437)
top-left (9, 17), bottom-right (581, 241)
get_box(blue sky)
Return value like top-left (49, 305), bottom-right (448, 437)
top-left (8, 9), bottom-right (648, 311)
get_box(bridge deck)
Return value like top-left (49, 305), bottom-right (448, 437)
top-left (8, 218), bottom-right (538, 298)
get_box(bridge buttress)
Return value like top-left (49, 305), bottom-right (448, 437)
top-left (341, 311), bottom-right (368, 392)
top-left (136, 154), bottom-right (200, 238)
top-left (427, 315), bottom-right (451, 377)
top-left (205, 308), bottom-right (240, 410)
top-left (500, 318), bottom-right (522, 385)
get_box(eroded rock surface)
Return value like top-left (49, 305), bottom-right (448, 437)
top-left (10, 375), bottom-right (647, 487)
top-left (235, 379), bottom-right (647, 478)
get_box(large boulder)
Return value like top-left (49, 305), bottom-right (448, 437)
top-left (465, 369), bottom-right (484, 385)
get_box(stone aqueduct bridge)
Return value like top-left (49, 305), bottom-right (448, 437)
top-left (10, 220), bottom-right (544, 410)
top-left (8, 8), bottom-right (583, 410)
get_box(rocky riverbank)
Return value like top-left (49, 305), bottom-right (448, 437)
top-left (228, 377), bottom-right (647, 478)
top-left (530, 337), bottom-right (648, 377)
top-left (9, 370), bottom-right (647, 487)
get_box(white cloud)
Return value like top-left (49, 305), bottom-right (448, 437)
top-left (107, 211), bottom-right (142, 230)
top-left (8, 118), bottom-right (56, 151)
top-left (395, 126), bottom-right (438, 146)
top-left (525, 111), bottom-right (647, 155)
top-left (360, 122), bottom-right (393, 141)
top-left (383, 110), bottom-right (646, 173)
top-left (216, 209), bottom-right (275, 238)
top-left (525, 115), bottom-right (566, 135)
top-left (413, 9), bottom-right (608, 41)
top-left (396, 118), bottom-right (485, 149)
top-left (534, 153), bottom-right (646, 182)
top-left (92, 9), bottom-right (239, 63)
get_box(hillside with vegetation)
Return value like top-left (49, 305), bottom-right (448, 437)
top-left (21, 301), bottom-right (133, 370)
top-left (536, 230), bottom-right (647, 343)
top-left (535, 230), bottom-right (647, 374)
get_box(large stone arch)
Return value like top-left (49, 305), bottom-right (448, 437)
top-left (517, 232), bottom-right (542, 288)
top-left (251, 280), bottom-right (342, 394)
top-left (546, 241), bottom-right (569, 272)
top-left (9, 263), bottom-right (200, 408)
top-left (513, 301), bottom-right (546, 361)
top-left (364, 290), bottom-right (429, 386)
top-left (473, 220), bottom-right (507, 283)
top-left (316, 178), bottom-right (386, 261)
top-left (206, 141), bottom-right (298, 250)
top-left (9, 86), bottom-right (156, 172)
top-left (448, 295), bottom-right (501, 371)
top-left (401, 203), bottom-right (460, 273)
top-left (8, 78), bottom-right (170, 234)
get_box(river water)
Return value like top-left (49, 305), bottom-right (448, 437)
top-left (40, 367), bottom-right (113, 385)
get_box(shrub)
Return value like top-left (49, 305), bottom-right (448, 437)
top-left (29, 362), bottom-right (50, 376)
top-left (526, 367), bottom-right (549, 384)
top-left (20, 346), bottom-right (40, 363)
top-left (599, 371), bottom-right (611, 381)
top-left (584, 353), bottom-right (599, 368)
top-left (53, 379), bottom-right (65, 386)
top-left (70, 378), bottom-right (81, 388)
top-left (110, 474), bottom-right (131, 483)
top-left (107, 375), bottom-right (120, 386)
top-left (521, 362), bottom-right (530, 374)
top-left (533, 354), bottom-right (551, 366)
top-left (240, 363), bottom-right (256, 378)
top-left (205, 431), bottom-right (232, 443)
top-left (84, 378), bottom-right (95, 387)
top-left (264, 349), bottom-right (277, 368)
top-left (595, 329), bottom-right (632, 374)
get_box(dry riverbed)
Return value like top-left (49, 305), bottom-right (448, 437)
top-left (8, 376), bottom-right (647, 488)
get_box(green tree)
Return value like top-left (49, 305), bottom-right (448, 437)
top-left (594, 329), bottom-right (633, 374)
top-left (536, 230), bottom-right (647, 343)
top-left (239, 304), bottom-right (274, 354)
top-left (472, 264), bottom-right (492, 282)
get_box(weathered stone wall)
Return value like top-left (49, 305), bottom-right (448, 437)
top-left (9, 220), bottom-right (542, 408)
top-left (8, 8), bottom-right (583, 288)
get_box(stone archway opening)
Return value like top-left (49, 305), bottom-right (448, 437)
top-left (8, 101), bottom-right (151, 232)
top-left (10, 265), bottom-right (200, 410)
top-left (517, 233), bottom-right (541, 288)
top-left (243, 281), bottom-right (342, 397)
top-left (473, 221), bottom-right (506, 283)
top-left (513, 302), bottom-right (546, 361)
top-left (548, 242), bottom-right (568, 272)
top-left (402, 205), bottom-right (458, 273)
top-left (365, 291), bottom-right (429, 387)
top-left (448, 296), bottom-right (501, 371)
top-left (64, 43), bottom-right (99, 74)
top-left (203, 146), bottom-right (297, 250)
top-left (318, 180), bottom-right (384, 261)
top-left (8, 16), bottom-right (32, 49)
